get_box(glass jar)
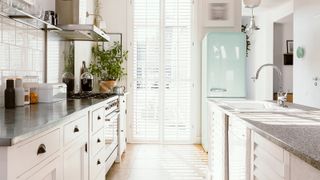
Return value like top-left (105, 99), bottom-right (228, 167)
top-left (80, 72), bottom-right (93, 93)
top-left (62, 72), bottom-right (75, 95)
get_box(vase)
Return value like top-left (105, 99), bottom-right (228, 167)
top-left (99, 80), bottom-right (117, 93)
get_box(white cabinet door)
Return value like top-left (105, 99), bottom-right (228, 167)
top-left (19, 156), bottom-right (62, 180)
top-left (208, 104), bottom-right (227, 180)
top-left (251, 132), bottom-right (289, 180)
top-left (229, 118), bottom-right (250, 180)
top-left (290, 155), bottom-right (320, 180)
top-left (63, 135), bottom-right (88, 180)
top-left (118, 95), bottom-right (127, 160)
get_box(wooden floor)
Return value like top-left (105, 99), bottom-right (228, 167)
top-left (106, 144), bottom-right (208, 180)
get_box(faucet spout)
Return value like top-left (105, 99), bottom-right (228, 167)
top-left (252, 64), bottom-right (282, 83)
top-left (251, 63), bottom-right (286, 107)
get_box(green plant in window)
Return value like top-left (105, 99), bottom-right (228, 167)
top-left (241, 25), bottom-right (251, 57)
top-left (89, 42), bottom-right (128, 81)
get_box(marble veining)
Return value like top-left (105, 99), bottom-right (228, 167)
top-left (0, 99), bottom-right (106, 146)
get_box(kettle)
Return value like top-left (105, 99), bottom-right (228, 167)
top-left (113, 86), bottom-right (125, 94)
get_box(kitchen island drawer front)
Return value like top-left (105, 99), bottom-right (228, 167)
top-left (10, 129), bottom-right (61, 176)
top-left (90, 149), bottom-right (105, 180)
top-left (91, 128), bottom-right (105, 156)
top-left (92, 107), bottom-right (105, 133)
top-left (252, 132), bottom-right (289, 180)
top-left (63, 115), bottom-right (88, 146)
top-left (253, 133), bottom-right (284, 162)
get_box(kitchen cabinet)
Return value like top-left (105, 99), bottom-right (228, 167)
top-left (63, 135), bottom-right (88, 180)
top-left (290, 155), bottom-right (320, 180)
top-left (251, 132), bottom-right (290, 180)
top-left (0, 97), bottom-right (124, 180)
top-left (208, 102), bottom-right (228, 180)
top-left (19, 156), bottom-right (62, 180)
top-left (117, 94), bottom-right (127, 162)
top-left (228, 117), bottom-right (250, 180)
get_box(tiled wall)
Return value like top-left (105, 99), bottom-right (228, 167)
top-left (0, 16), bottom-right (45, 106)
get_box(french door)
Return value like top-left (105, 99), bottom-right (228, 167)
top-left (129, 0), bottom-right (196, 143)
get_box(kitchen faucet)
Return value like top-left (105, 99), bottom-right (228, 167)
top-left (251, 64), bottom-right (287, 107)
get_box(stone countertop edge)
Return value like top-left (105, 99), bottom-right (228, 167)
top-left (0, 98), bottom-right (110, 147)
top-left (208, 99), bottom-right (320, 171)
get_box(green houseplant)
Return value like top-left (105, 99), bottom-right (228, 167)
top-left (89, 41), bottom-right (128, 92)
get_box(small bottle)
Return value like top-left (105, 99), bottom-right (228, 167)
top-left (5, 79), bottom-right (15, 109)
top-left (15, 78), bottom-right (25, 106)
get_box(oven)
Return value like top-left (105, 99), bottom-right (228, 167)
top-left (104, 97), bottom-right (119, 157)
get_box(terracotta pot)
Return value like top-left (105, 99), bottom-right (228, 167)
top-left (99, 80), bottom-right (117, 93)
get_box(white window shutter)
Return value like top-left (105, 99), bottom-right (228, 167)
top-left (132, 0), bottom-right (193, 143)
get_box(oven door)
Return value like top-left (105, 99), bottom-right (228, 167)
top-left (105, 111), bottom-right (119, 155)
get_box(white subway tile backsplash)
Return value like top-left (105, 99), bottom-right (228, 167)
top-left (15, 23), bottom-right (28, 47)
top-left (0, 43), bottom-right (10, 70)
top-left (2, 18), bottom-right (15, 45)
top-left (0, 17), bottom-right (45, 93)
top-left (9, 45), bottom-right (22, 70)
top-left (28, 28), bottom-right (38, 49)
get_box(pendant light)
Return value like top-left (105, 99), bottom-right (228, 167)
top-left (243, 0), bottom-right (261, 8)
top-left (243, 0), bottom-right (261, 34)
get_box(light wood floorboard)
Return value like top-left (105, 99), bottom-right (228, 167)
top-left (106, 144), bottom-right (208, 180)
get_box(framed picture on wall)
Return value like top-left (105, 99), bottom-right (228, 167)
top-left (203, 0), bottom-right (234, 27)
top-left (286, 40), bottom-right (294, 54)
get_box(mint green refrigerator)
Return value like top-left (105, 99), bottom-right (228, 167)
top-left (202, 32), bottom-right (246, 152)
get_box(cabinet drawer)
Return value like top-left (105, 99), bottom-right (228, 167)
top-left (91, 128), bottom-right (105, 156)
top-left (92, 107), bottom-right (105, 133)
top-left (64, 115), bottom-right (88, 146)
top-left (11, 129), bottom-right (60, 176)
top-left (90, 148), bottom-right (105, 180)
top-left (253, 133), bottom-right (284, 162)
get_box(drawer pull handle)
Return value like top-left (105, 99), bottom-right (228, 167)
top-left (37, 144), bottom-right (46, 155)
top-left (97, 138), bottom-right (101, 143)
top-left (97, 116), bottom-right (101, 120)
top-left (74, 126), bottom-right (79, 133)
top-left (97, 159), bottom-right (101, 165)
top-left (121, 130), bottom-right (124, 132)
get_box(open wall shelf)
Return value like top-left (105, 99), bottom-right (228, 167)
top-left (0, 2), bottom-right (110, 41)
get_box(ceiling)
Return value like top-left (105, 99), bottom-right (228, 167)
top-left (259, 0), bottom-right (292, 8)
top-left (242, 0), bottom-right (293, 16)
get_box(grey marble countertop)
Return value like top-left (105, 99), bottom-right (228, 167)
top-left (0, 99), bottom-right (107, 146)
top-left (209, 99), bottom-right (320, 170)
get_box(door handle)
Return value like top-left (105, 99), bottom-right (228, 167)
top-left (210, 88), bottom-right (227, 92)
top-left (37, 144), bottom-right (46, 155)
top-left (73, 126), bottom-right (79, 133)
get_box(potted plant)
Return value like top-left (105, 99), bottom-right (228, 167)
top-left (89, 41), bottom-right (128, 93)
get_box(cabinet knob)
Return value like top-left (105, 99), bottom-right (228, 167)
top-left (97, 159), bottom-right (101, 165)
top-left (121, 130), bottom-right (124, 132)
top-left (97, 138), bottom-right (101, 143)
top-left (74, 126), bottom-right (79, 133)
top-left (97, 116), bottom-right (101, 120)
top-left (37, 144), bottom-right (46, 155)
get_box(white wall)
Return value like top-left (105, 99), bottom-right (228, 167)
top-left (245, 1), bottom-right (293, 100)
top-left (293, 0), bottom-right (320, 108)
top-left (273, 20), bottom-right (293, 93)
top-left (100, 0), bottom-right (128, 87)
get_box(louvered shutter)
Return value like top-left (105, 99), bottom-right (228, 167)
top-left (132, 0), bottom-right (193, 143)
top-left (163, 0), bottom-right (193, 142)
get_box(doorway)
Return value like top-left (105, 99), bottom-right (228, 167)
top-left (273, 14), bottom-right (294, 102)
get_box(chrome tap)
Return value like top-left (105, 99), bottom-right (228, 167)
top-left (251, 64), bottom-right (287, 107)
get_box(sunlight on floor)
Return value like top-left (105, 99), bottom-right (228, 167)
top-left (106, 144), bottom-right (208, 180)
